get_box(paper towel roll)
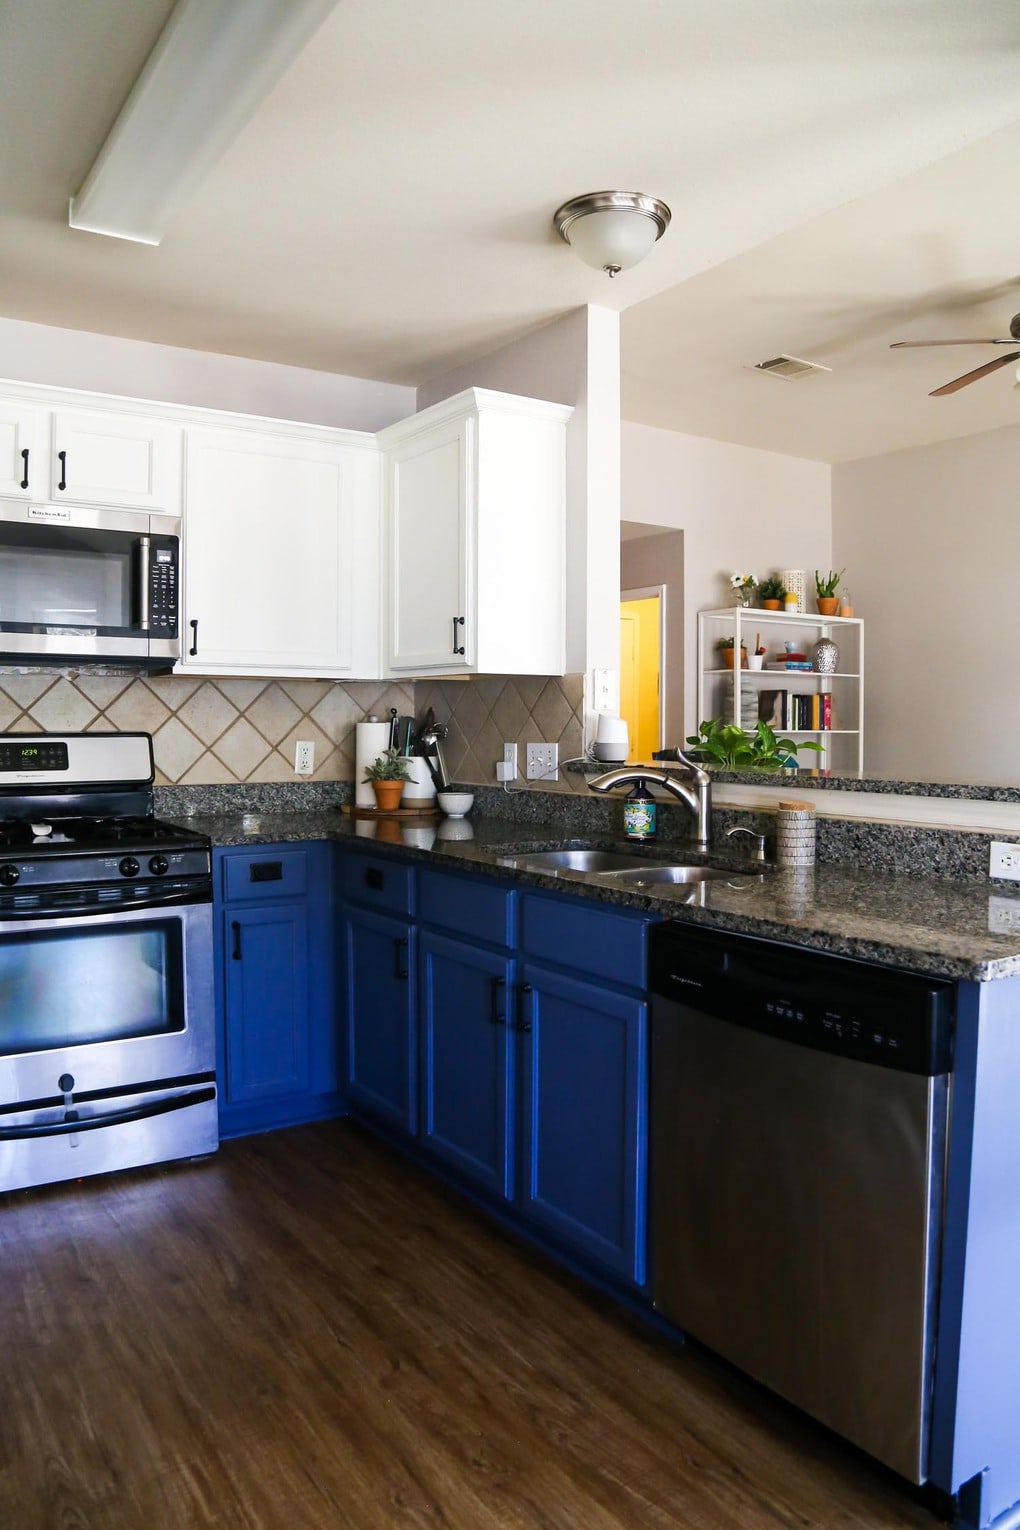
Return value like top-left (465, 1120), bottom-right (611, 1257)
top-left (355, 718), bottom-right (391, 807)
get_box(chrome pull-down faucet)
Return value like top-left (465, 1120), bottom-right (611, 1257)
top-left (587, 748), bottom-right (712, 852)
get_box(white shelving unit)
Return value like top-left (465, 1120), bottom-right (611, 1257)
top-left (697, 607), bottom-right (864, 774)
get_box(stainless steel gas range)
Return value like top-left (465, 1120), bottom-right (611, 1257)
top-left (0, 732), bottom-right (216, 1194)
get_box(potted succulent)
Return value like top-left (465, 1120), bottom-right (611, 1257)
top-left (686, 718), bottom-right (824, 772)
top-left (757, 575), bottom-right (787, 610)
top-left (717, 635), bottom-right (747, 670)
top-left (363, 746), bottom-right (412, 811)
top-left (814, 568), bottom-right (845, 616)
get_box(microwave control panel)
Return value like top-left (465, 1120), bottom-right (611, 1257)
top-left (149, 538), bottom-right (178, 636)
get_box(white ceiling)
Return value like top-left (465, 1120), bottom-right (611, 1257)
top-left (1, 0), bottom-right (1019, 463)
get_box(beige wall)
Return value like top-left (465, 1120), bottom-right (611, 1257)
top-left (833, 421), bottom-right (1020, 783)
top-left (622, 422), bottom-right (832, 737)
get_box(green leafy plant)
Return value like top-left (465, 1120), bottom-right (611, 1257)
top-left (362, 746), bottom-right (412, 782)
top-left (815, 568), bottom-right (845, 598)
top-left (716, 636), bottom-right (746, 650)
top-left (757, 575), bottom-right (787, 601)
top-left (685, 718), bottom-right (824, 772)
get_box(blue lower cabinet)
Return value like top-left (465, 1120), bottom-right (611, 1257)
top-left (342, 906), bottom-right (417, 1135)
top-left (419, 930), bottom-right (515, 1198)
top-left (214, 842), bottom-right (338, 1137)
top-left (518, 962), bottom-right (648, 1287)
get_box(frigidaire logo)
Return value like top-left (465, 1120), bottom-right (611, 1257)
top-left (669, 973), bottom-right (703, 988)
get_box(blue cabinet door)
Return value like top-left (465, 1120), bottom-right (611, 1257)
top-left (419, 930), bottom-right (515, 1198)
top-left (518, 962), bottom-right (648, 1286)
top-left (222, 902), bottom-right (311, 1105)
top-left (342, 905), bottom-right (416, 1135)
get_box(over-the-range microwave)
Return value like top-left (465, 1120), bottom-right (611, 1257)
top-left (0, 500), bottom-right (179, 670)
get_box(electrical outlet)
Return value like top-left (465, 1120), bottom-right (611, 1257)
top-left (526, 742), bottom-right (559, 781)
top-left (502, 742), bottom-right (518, 780)
top-left (990, 841), bottom-right (1020, 880)
top-left (294, 740), bottom-right (315, 775)
top-left (989, 896), bottom-right (1020, 933)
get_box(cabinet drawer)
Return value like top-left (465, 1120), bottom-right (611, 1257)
top-left (341, 850), bottom-right (413, 914)
top-left (418, 868), bottom-right (514, 948)
top-left (521, 894), bottom-right (647, 989)
top-left (222, 847), bottom-right (307, 902)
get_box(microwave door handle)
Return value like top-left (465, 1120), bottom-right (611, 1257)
top-left (136, 535), bottom-right (152, 632)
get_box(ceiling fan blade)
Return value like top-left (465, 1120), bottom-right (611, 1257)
top-left (891, 338), bottom-right (1017, 348)
top-left (930, 351), bottom-right (1020, 397)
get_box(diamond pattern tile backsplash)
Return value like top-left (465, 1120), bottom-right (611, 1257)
top-left (0, 671), bottom-right (585, 789)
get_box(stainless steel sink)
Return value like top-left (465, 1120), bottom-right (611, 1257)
top-left (599, 865), bottom-right (734, 887)
top-left (499, 848), bottom-right (653, 875)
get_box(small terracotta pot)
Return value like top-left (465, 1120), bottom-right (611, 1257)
top-left (816, 596), bottom-right (839, 616)
top-left (721, 647), bottom-right (747, 670)
top-left (762, 598), bottom-right (781, 610)
top-left (371, 779), bottom-right (405, 812)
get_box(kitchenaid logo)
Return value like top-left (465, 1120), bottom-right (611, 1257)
top-left (28, 504), bottom-right (70, 521)
top-left (668, 972), bottom-right (703, 988)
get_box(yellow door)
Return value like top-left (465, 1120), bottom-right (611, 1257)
top-left (620, 596), bottom-right (660, 762)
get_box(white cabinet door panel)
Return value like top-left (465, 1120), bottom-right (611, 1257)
top-left (0, 403), bottom-right (42, 498)
top-left (388, 424), bottom-right (468, 671)
top-left (183, 428), bottom-right (353, 675)
top-left (50, 409), bottom-right (179, 512)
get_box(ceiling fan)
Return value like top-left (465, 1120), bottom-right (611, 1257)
top-left (891, 314), bottom-right (1020, 396)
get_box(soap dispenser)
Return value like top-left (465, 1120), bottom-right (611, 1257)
top-left (623, 780), bottom-right (656, 841)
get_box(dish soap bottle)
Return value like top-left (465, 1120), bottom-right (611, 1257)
top-left (623, 780), bottom-right (656, 841)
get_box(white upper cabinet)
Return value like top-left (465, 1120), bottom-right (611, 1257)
top-left (48, 408), bottom-right (180, 512)
top-left (181, 424), bottom-right (379, 678)
top-left (0, 400), bottom-right (43, 498)
top-left (0, 384), bottom-right (181, 513)
top-left (380, 388), bottom-right (572, 676)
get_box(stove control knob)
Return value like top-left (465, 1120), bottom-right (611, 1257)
top-left (149, 854), bottom-right (169, 876)
top-left (119, 856), bottom-right (140, 878)
top-left (0, 863), bottom-right (19, 886)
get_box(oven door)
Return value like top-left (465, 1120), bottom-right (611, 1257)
top-left (0, 899), bottom-right (216, 1192)
top-left (0, 501), bottom-right (179, 668)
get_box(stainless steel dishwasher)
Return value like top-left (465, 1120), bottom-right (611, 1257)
top-left (649, 922), bottom-right (954, 1484)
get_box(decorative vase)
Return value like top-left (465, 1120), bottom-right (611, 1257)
top-left (371, 779), bottom-right (405, 811)
top-left (816, 596), bottom-right (839, 616)
top-left (811, 637), bottom-right (839, 674)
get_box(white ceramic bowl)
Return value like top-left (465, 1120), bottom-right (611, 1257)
top-left (437, 790), bottom-right (474, 818)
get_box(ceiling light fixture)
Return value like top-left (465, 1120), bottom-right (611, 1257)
top-left (553, 191), bottom-right (671, 277)
top-left (69, 0), bottom-right (338, 245)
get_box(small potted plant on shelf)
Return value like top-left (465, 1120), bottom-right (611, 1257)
top-left (814, 568), bottom-right (845, 616)
top-left (717, 635), bottom-right (747, 670)
top-left (363, 746), bottom-right (412, 811)
top-left (757, 575), bottom-right (787, 610)
top-left (685, 718), bottom-right (824, 772)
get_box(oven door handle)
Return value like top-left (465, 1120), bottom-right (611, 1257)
top-left (0, 1085), bottom-right (216, 1140)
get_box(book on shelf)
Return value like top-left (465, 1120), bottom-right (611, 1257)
top-left (757, 689), bottom-right (835, 731)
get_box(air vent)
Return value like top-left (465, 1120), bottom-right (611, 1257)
top-left (752, 354), bottom-right (832, 380)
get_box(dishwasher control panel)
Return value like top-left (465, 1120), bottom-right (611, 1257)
top-left (649, 922), bottom-right (954, 1076)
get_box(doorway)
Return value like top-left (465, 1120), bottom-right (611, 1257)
top-left (620, 586), bottom-right (664, 761)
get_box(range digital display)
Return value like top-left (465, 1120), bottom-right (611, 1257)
top-left (0, 742), bottom-right (69, 772)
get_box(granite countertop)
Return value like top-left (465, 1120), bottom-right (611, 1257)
top-left (171, 808), bottom-right (1020, 983)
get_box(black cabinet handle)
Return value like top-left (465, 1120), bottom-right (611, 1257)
top-left (489, 975), bottom-right (506, 1025)
top-left (189, 618), bottom-right (199, 656)
top-left (452, 615), bottom-right (465, 656)
top-left (516, 982), bottom-right (533, 1032)
top-left (19, 448), bottom-right (28, 490)
top-left (394, 936), bottom-right (409, 981)
top-left (56, 449), bottom-right (67, 491)
top-left (231, 920), bottom-right (242, 960)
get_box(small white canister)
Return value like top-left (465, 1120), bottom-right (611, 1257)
top-left (775, 798), bottom-right (816, 867)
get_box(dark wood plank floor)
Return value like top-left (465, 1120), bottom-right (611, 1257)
top-left (0, 1121), bottom-right (937, 1529)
